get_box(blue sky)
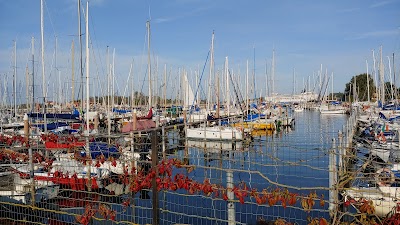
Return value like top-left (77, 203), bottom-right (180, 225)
top-left (0, 0), bottom-right (399, 103)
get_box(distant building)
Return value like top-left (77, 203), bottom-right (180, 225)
top-left (265, 92), bottom-right (318, 103)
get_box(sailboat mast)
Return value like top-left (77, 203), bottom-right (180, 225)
top-left (379, 46), bottom-right (385, 104)
top-left (41, 0), bottom-right (47, 134)
top-left (207, 31), bottom-right (214, 113)
top-left (107, 46), bottom-right (111, 142)
top-left (253, 47), bottom-right (256, 100)
top-left (394, 53), bottom-right (397, 102)
top-left (331, 72), bottom-right (334, 101)
top-left (164, 64), bottom-right (167, 110)
top-left (71, 40), bottom-right (75, 104)
top-left (13, 40), bottom-right (17, 117)
top-left (246, 60), bottom-right (249, 113)
top-left (26, 64), bottom-right (29, 111)
top-left (86, 0), bottom-right (90, 134)
top-left (112, 48), bottom-right (115, 109)
top-left (216, 71), bottom-right (220, 118)
top-left (55, 36), bottom-right (61, 109)
top-left (372, 50), bottom-right (378, 100)
top-left (265, 60), bottom-right (268, 99)
top-left (147, 21), bottom-right (152, 110)
top-left (225, 57), bottom-right (230, 116)
top-left (272, 49), bottom-right (275, 95)
top-left (78, 0), bottom-right (84, 113)
top-left (387, 56), bottom-right (393, 100)
top-left (31, 37), bottom-right (35, 111)
top-left (366, 60), bottom-right (370, 102)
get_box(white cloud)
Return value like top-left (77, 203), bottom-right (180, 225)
top-left (153, 6), bottom-right (210, 24)
top-left (346, 29), bottom-right (399, 40)
top-left (337, 7), bottom-right (360, 13)
top-left (370, 0), bottom-right (396, 8)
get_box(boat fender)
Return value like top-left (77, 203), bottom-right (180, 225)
top-left (375, 168), bottom-right (395, 187)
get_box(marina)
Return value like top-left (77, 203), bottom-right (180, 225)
top-left (1, 107), bottom-right (353, 225)
top-left (1, 1), bottom-right (399, 225)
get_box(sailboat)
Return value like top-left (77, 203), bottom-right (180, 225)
top-left (185, 32), bottom-right (243, 141)
top-left (319, 72), bottom-right (347, 114)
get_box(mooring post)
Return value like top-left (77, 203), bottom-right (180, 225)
top-left (329, 138), bottom-right (337, 220)
top-left (151, 130), bottom-right (159, 225)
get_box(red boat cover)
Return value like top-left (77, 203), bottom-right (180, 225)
top-left (121, 120), bottom-right (156, 133)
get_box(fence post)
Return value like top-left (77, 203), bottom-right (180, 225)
top-left (338, 130), bottom-right (343, 175)
top-left (162, 126), bottom-right (166, 160)
top-left (227, 169), bottom-right (235, 225)
top-left (329, 138), bottom-right (337, 220)
top-left (152, 130), bottom-right (159, 225)
top-left (25, 114), bottom-right (35, 206)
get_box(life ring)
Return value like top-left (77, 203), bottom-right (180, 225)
top-left (378, 132), bottom-right (386, 143)
top-left (375, 168), bottom-right (395, 187)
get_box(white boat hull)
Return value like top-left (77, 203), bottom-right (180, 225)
top-left (186, 126), bottom-right (243, 140)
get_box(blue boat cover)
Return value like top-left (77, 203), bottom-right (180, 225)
top-left (80, 142), bottom-right (119, 159)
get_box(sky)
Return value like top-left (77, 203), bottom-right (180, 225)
top-left (0, 0), bottom-right (399, 104)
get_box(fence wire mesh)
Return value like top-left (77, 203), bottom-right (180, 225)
top-left (0, 110), bottom-right (358, 225)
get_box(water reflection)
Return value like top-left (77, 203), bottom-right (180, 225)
top-left (166, 110), bottom-right (349, 224)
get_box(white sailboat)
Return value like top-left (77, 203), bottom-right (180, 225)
top-left (319, 72), bottom-right (347, 114)
top-left (185, 32), bottom-right (243, 141)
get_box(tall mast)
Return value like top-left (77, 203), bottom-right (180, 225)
top-left (13, 40), bottom-right (17, 117)
top-left (112, 48), bottom-right (115, 108)
top-left (265, 60), bottom-right (268, 99)
top-left (366, 60), bottom-right (370, 102)
top-left (107, 46), bottom-right (111, 142)
top-left (78, 0), bottom-right (84, 113)
top-left (331, 72), bottom-right (334, 101)
top-left (253, 46), bottom-right (256, 100)
top-left (86, 0), bottom-right (90, 134)
top-left (71, 40), bottom-right (75, 104)
top-left (387, 56), bottom-right (393, 100)
top-left (55, 36), bottom-right (61, 109)
top-left (106, 46), bottom-right (109, 108)
top-left (225, 56), bottom-right (230, 116)
top-left (146, 21), bottom-right (152, 109)
top-left (26, 64), bottom-right (29, 111)
top-left (132, 61), bottom-right (135, 108)
top-left (31, 37), bottom-right (35, 111)
top-left (164, 64), bottom-right (167, 110)
top-left (379, 46), bottom-right (385, 104)
top-left (41, 0), bottom-right (47, 134)
top-left (216, 71), bottom-right (220, 118)
top-left (394, 53), bottom-right (397, 103)
top-left (246, 60), bottom-right (249, 113)
top-left (319, 64), bottom-right (322, 93)
top-left (207, 31), bottom-right (214, 113)
top-left (372, 50), bottom-right (379, 101)
top-left (272, 49), bottom-right (275, 95)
